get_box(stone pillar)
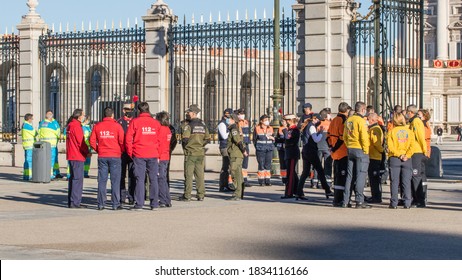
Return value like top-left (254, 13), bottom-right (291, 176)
top-left (16, 0), bottom-right (47, 128)
top-left (142, 0), bottom-right (177, 113)
top-left (294, 0), bottom-right (356, 112)
top-left (436, 0), bottom-right (449, 60)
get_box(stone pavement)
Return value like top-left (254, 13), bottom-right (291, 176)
top-left (0, 139), bottom-right (461, 260)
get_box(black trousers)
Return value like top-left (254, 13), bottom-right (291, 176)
top-left (68, 160), bottom-right (84, 207)
top-left (120, 153), bottom-right (135, 202)
top-left (368, 159), bottom-right (382, 201)
top-left (285, 159), bottom-right (299, 197)
top-left (297, 149), bottom-right (330, 196)
top-left (411, 153), bottom-right (425, 203)
top-left (219, 148), bottom-right (230, 188)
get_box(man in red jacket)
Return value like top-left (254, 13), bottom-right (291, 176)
top-left (90, 107), bottom-right (125, 210)
top-left (125, 102), bottom-right (162, 210)
top-left (66, 109), bottom-right (89, 208)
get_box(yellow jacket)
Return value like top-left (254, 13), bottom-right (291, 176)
top-left (409, 116), bottom-right (427, 155)
top-left (368, 124), bottom-right (384, 161)
top-left (387, 125), bottom-right (415, 159)
top-left (344, 114), bottom-right (370, 154)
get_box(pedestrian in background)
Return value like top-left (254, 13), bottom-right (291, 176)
top-left (21, 114), bottom-right (37, 181)
top-left (367, 113), bottom-right (384, 204)
top-left (327, 102), bottom-right (350, 207)
top-left (90, 107), bottom-right (124, 210)
top-left (179, 105), bottom-right (211, 202)
top-left (282, 114), bottom-right (300, 199)
top-left (38, 110), bottom-right (62, 180)
top-left (226, 114), bottom-right (248, 200)
top-left (253, 114), bottom-right (274, 186)
top-left (157, 111), bottom-right (173, 208)
top-left (82, 116), bottom-right (92, 178)
top-left (236, 109), bottom-right (251, 188)
top-left (66, 109), bottom-right (89, 208)
top-left (118, 103), bottom-right (135, 204)
top-left (343, 101), bottom-right (371, 209)
top-left (125, 102), bottom-right (162, 210)
top-left (217, 108), bottom-right (233, 192)
top-left (436, 126), bottom-right (443, 145)
top-left (387, 113), bottom-right (415, 209)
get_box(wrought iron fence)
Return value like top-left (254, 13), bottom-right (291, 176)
top-left (351, 0), bottom-right (424, 117)
top-left (0, 33), bottom-right (20, 143)
top-left (39, 26), bottom-right (146, 134)
top-left (168, 14), bottom-right (297, 140)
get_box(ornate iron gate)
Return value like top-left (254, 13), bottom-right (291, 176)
top-left (39, 26), bottom-right (146, 128)
top-left (168, 13), bottom-right (297, 136)
top-left (0, 33), bottom-right (20, 142)
top-left (351, 0), bottom-right (424, 116)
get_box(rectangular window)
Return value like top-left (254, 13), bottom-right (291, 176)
top-left (432, 97), bottom-right (442, 122)
top-left (425, 43), bottom-right (435, 60)
top-left (457, 42), bottom-right (461, 59)
top-left (447, 97), bottom-right (461, 123)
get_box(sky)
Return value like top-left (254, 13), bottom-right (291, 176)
top-left (0, 0), bottom-right (371, 33)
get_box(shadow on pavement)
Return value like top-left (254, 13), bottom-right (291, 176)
top-left (0, 172), bottom-right (23, 182)
top-left (235, 225), bottom-right (462, 260)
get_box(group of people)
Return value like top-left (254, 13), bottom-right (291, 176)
top-left (20, 99), bottom-right (434, 210)
top-left (274, 102), bottom-right (432, 209)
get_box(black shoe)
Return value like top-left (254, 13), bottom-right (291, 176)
top-left (415, 203), bottom-right (426, 208)
top-left (398, 199), bottom-right (405, 206)
top-left (355, 203), bottom-right (372, 209)
top-left (281, 195), bottom-right (295, 199)
top-left (295, 195), bottom-right (308, 201)
top-left (165, 203), bottom-right (172, 208)
top-left (389, 205), bottom-right (398, 209)
top-left (69, 204), bottom-right (87, 209)
top-left (113, 206), bottom-right (123, 211)
top-left (325, 190), bottom-right (334, 199)
top-left (197, 197), bottom-right (204, 201)
top-left (244, 183), bottom-right (252, 188)
top-left (226, 196), bottom-right (241, 201)
top-left (159, 204), bottom-right (167, 208)
top-left (259, 183), bottom-right (264, 187)
top-left (97, 206), bottom-right (104, 211)
top-left (403, 206), bottom-right (411, 209)
top-left (84, 175), bottom-right (90, 179)
top-left (178, 196), bottom-right (191, 202)
top-left (55, 174), bottom-right (64, 179)
top-left (265, 183), bottom-right (272, 186)
top-left (340, 203), bottom-right (353, 208)
top-left (150, 206), bottom-right (159, 211)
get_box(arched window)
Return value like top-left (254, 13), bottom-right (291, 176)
top-left (90, 70), bottom-right (102, 121)
top-left (204, 70), bottom-right (225, 126)
top-left (173, 67), bottom-right (189, 125)
top-left (49, 69), bottom-right (60, 121)
top-left (240, 71), bottom-right (260, 121)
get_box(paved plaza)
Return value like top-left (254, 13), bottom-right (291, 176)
top-left (0, 139), bottom-right (461, 260)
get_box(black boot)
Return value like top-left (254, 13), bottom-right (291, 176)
top-left (332, 189), bottom-right (344, 207)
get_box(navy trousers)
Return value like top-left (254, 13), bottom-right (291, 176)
top-left (133, 157), bottom-right (159, 209)
top-left (68, 160), bottom-right (84, 207)
top-left (97, 158), bottom-right (121, 209)
top-left (158, 160), bottom-right (171, 205)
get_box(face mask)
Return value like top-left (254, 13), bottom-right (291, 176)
top-left (125, 112), bottom-right (133, 118)
top-left (225, 118), bottom-right (230, 125)
top-left (263, 121), bottom-right (270, 126)
top-left (238, 115), bottom-right (245, 121)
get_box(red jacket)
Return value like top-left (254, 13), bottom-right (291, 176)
top-left (66, 119), bottom-right (89, 161)
top-left (90, 117), bottom-right (125, 158)
top-left (125, 113), bottom-right (161, 158)
top-left (158, 125), bottom-right (173, 161)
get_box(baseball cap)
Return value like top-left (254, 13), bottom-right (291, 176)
top-left (303, 103), bottom-right (312, 109)
top-left (185, 104), bottom-right (201, 114)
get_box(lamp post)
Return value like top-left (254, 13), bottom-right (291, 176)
top-left (271, 0), bottom-right (282, 176)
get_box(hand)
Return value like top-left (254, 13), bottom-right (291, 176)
top-left (244, 151), bottom-right (249, 157)
top-left (401, 155), bottom-right (408, 162)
